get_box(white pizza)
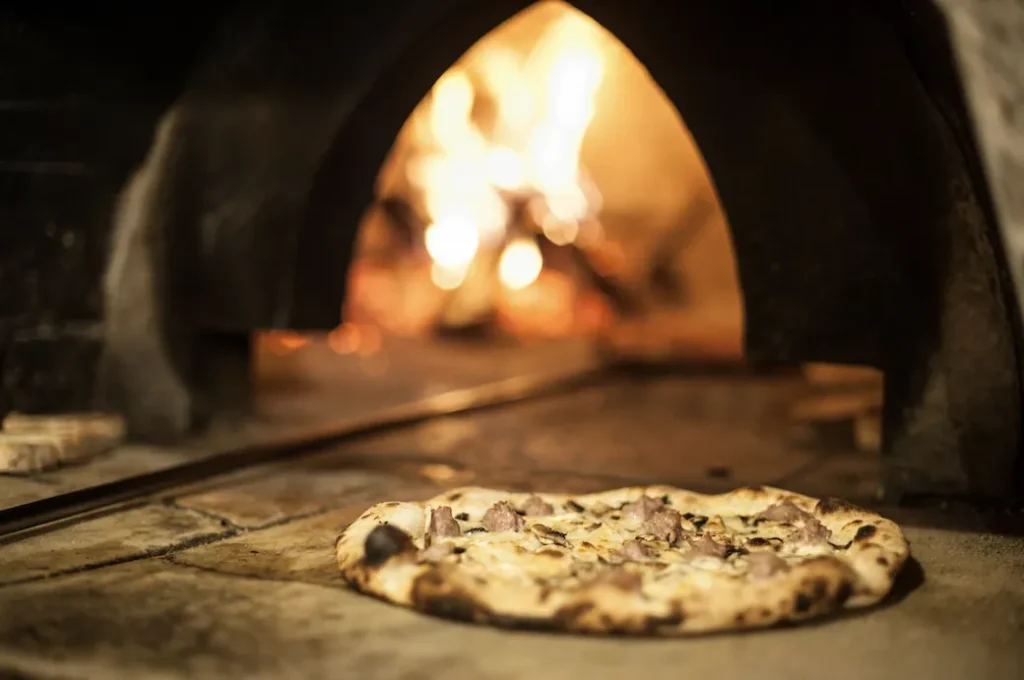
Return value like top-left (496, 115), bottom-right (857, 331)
top-left (336, 485), bottom-right (909, 634)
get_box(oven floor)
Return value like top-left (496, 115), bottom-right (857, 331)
top-left (0, 375), bottom-right (1021, 679)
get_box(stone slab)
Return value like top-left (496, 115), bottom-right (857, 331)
top-left (0, 518), bottom-right (1019, 680)
top-left (0, 503), bottom-right (231, 585)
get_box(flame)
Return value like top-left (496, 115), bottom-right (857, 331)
top-left (407, 11), bottom-right (606, 291)
top-left (498, 238), bottom-right (543, 290)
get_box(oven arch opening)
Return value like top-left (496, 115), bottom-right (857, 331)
top-left (91, 0), bottom-right (1018, 498)
top-left (335, 1), bottom-right (745, 364)
top-left (287, 0), bottom-right (1018, 497)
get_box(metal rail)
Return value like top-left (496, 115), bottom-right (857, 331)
top-left (0, 364), bottom-right (606, 543)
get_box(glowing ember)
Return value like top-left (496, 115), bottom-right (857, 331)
top-left (498, 238), bottom-right (543, 290)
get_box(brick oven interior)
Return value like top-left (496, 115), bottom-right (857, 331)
top-left (0, 1), bottom-right (1022, 678)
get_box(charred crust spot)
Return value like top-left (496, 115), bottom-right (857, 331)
top-left (661, 494), bottom-right (672, 504)
top-left (537, 548), bottom-right (565, 558)
top-left (488, 614), bottom-right (558, 631)
top-left (566, 500), bottom-right (585, 512)
top-left (855, 525), bottom-right (878, 541)
top-left (363, 524), bottom-right (415, 566)
top-left (447, 492), bottom-right (463, 501)
top-left (743, 485), bottom-right (766, 493)
top-left (746, 537), bottom-right (770, 547)
top-left (876, 556), bottom-right (889, 567)
top-left (835, 580), bottom-right (853, 606)
top-left (829, 540), bottom-right (853, 550)
top-left (585, 522), bottom-right (602, 531)
top-left (515, 509), bottom-right (527, 516)
top-left (691, 516), bottom-right (709, 530)
top-left (465, 527), bottom-right (487, 535)
top-left (422, 595), bottom-right (482, 622)
top-left (724, 546), bottom-right (748, 558)
top-left (408, 572), bottom-right (495, 624)
top-left (811, 578), bottom-right (828, 599)
top-left (643, 605), bottom-right (685, 633)
top-left (581, 541), bottom-right (598, 550)
top-left (455, 512), bottom-right (469, 521)
top-left (794, 593), bottom-right (812, 613)
top-left (738, 515), bottom-right (752, 524)
top-left (383, 502), bottom-right (400, 507)
top-left (851, 519), bottom-right (863, 525)
top-left (735, 612), bottom-right (746, 624)
top-left (761, 608), bottom-right (772, 618)
top-left (816, 497), bottom-right (861, 514)
top-left (453, 547), bottom-right (467, 555)
top-left (610, 513), bottom-right (622, 520)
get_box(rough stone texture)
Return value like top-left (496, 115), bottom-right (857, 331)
top-left (0, 515), bottom-right (1020, 680)
top-left (175, 469), bottom-right (441, 530)
top-left (343, 375), bottom-right (839, 497)
top-left (0, 503), bottom-right (231, 586)
top-left (0, 337), bottom-right (597, 512)
top-left (0, 374), bottom-right (1019, 677)
top-left (939, 0), bottom-right (1024, 313)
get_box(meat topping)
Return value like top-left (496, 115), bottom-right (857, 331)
top-left (482, 501), bottom-right (525, 532)
top-left (757, 501), bottom-right (832, 544)
top-left (797, 518), bottom-right (832, 544)
top-left (623, 494), bottom-right (664, 521)
top-left (521, 495), bottom-right (555, 516)
top-left (640, 508), bottom-right (685, 544)
top-left (417, 542), bottom-right (455, 563)
top-left (428, 506), bottom-right (461, 538)
top-left (756, 500), bottom-right (810, 523)
top-left (616, 538), bottom-right (654, 561)
top-left (687, 534), bottom-right (728, 559)
top-left (747, 551), bottom-right (790, 578)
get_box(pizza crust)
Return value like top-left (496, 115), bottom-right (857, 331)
top-left (336, 485), bottom-right (909, 635)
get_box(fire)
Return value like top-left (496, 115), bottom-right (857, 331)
top-left (498, 238), bottom-right (544, 290)
top-left (408, 11), bottom-right (606, 292)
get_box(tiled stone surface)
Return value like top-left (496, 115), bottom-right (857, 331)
top-left (167, 508), bottom-right (379, 585)
top-left (0, 337), bottom-right (597, 512)
top-left (174, 468), bottom-right (439, 530)
top-left (0, 375), bottom-right (1019, 678)
top-left (0, 518), bottom-right (1020, 680)
top-left (0, 503), bottom-right (231, 585)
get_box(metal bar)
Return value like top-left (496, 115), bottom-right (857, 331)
top-left (0, 364), bottom-right (606, 543)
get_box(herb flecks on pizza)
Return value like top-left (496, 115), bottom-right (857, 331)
top-left (336, 486), bottom-right (909, 635)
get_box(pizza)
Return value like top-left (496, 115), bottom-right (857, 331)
top-left (335, 485), bottom-right (909, 635)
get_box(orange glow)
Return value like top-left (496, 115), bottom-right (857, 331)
top-left (328, 323), bottom-right (361, 355)
top-left (357, 323), bottom-right (382, 356)
top-left (498, 238), bottom-right (543, 290)
top-left (406, 11), bottom-right (606, 291)
top-left (264, 332), bottom-right (309, 355)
